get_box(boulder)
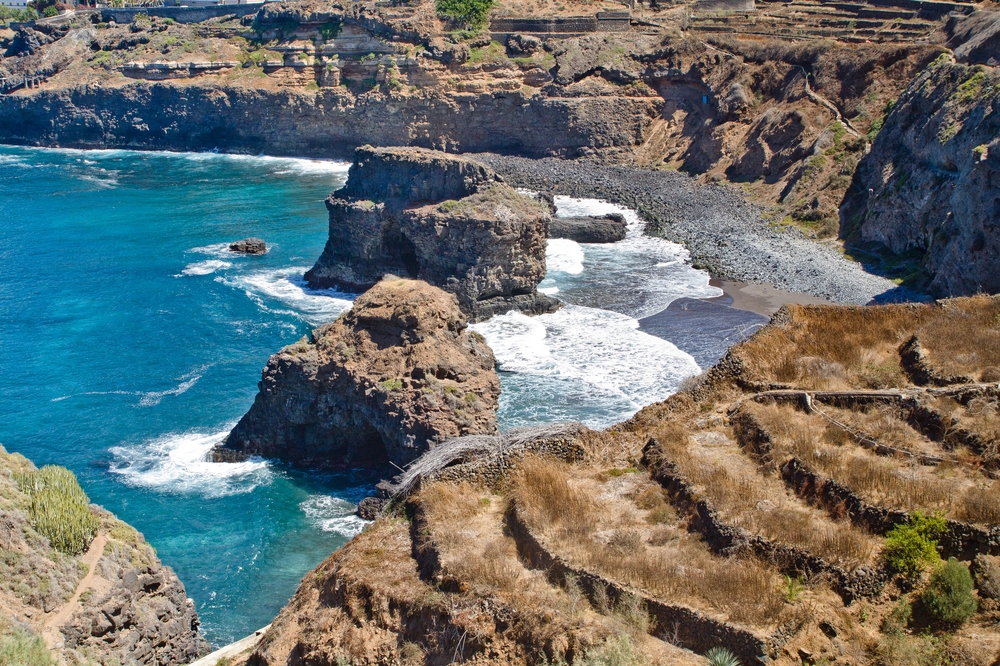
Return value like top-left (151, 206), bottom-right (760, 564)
top-left (215, 278), bottom-right (501, 469)
top-left (549, 213), bottom-right (628, 243)
top-left (304, 146), bottom-right (559, 322)
top-left (229, 237), bottom-right (267, 254)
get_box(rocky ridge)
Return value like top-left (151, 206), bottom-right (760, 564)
top-left (842, 48), bottom-right (1000, 297)
top-left (0, 445), bottom-right (207, 665)
top-left (216, 278), bottom-right (501, 469)
top-left (305, 146), bottom-right (559, 321)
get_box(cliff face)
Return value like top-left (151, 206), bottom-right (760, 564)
top-left (842, 57), bottom-right (1000, 296)
top-left (305, 146), bottom-right (558, 321)
top-left (0, 446), bottom-right (207, 665)
top-left (0, 83), bottom-right (657, 158)
top-left (218, 279), bottom-right (501, 469)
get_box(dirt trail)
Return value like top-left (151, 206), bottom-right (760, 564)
top-left (43, 531), bottom-right (106, 649)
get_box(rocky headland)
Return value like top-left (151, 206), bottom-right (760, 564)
top-left (215, 278), bottom-right (501, 469)
top-left (304, 145), bottom-right (559, 321)
top-left (842, 25), bottom-right (1000, 296)
top-left (0, 445), bottom-right (207, 665)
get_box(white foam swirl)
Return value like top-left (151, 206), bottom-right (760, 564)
top-left (180, 260), bottom-right (232, 276)
top-left (109, 429), bottom-right (271, 497)
top-left (221, 268), bottom-right (356, 326)
top-left (546, 239), bottom-right (585, 275)
top-left (300, 495), bottom-right (368, 537)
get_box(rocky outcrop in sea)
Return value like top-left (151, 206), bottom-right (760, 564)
top-left (304, 146), bottom-right (559, 321)
top-left (549, 213), bottom-right (628, 243)
top-left (215, 278), bottom-right (501, 469)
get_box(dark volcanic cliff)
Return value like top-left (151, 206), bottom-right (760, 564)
top-left (842, 54), bottom-right (1000, 296)
top-left (305, 146), bottom-right (558, 321)
top-left (217, 279), bottom-right (501, 469)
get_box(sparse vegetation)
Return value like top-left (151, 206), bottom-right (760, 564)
top-left (436, 0), bottom-right (494, 28)
top-left (883, 512), bottom-right (945, 580)
top-left (379, 378), bottom-right (403, 392)
top-left (0, 621), bottom-right (55, 666)
top-left (705, 646), bottom-right (741, 666)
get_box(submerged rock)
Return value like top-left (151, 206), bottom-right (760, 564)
top-left (550, 213), bottom-right (628, 243)
top-left (215, 278), bottom-right (501, 469)
top-left (304, 146), bottom-right (559, 322)
top-left (229, 237), bottom-right (267, 255)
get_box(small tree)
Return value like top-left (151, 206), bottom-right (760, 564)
top-left (882, 511), bottom-right (946, 580)
top-left (436, 0), bottom-right (493, 28)
top-left (922, 558), bottom-right (977, 625)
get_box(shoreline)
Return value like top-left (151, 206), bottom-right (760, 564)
top-left (705, 277), bottom-right (833, 317)
top-left (475, 153), bottom-right (914, 307)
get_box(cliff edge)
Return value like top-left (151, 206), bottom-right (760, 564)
top-left (0, 445), bottom-right (207, 665)
top-left (216, 278), bottom-right (501, 469)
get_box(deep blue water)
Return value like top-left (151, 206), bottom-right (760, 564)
top-left (0, 146), bottom-right (726, 647)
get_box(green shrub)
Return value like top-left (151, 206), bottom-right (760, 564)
top-left (42, 5), bottom-right (58, 17)
top-left (379, 378), bottom-right (403, 392)
top-left (436, 0), bottom-right (493, 28)
top-left (579, 634), bottom-right (644, 666)
top-left (14, 465), bottom-right (100, 555)
top-left (318, 21), bottom-right (341, 41)
top-left (880, 600), bottom-right (912, 635)
top-left (0, 623), bottom-right (56, 666)
top-left (705, 647), bottom-right (741, 666)
top-left (882, 511), bottom-right (946, 580)
top-left (922, 557), bottom-right (977, 625)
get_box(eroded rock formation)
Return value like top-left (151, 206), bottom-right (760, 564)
top-left (304, 146), bottom-right (559, 321)
top-left (550, 213), bottom-right (628, 243)
top-left (842, 56), bottom-right (1000, 296)
top-left (230, 237), bottom-right (267, 255)
top-left (215, 278), bottom-right (501, 469)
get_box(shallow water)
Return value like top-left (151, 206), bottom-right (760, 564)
top-left (0, 146), bottom-right (719, 645)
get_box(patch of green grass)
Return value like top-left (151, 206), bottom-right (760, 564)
top-left (379, 378), bottom-right (403, 392)
top-left (938, 122), bottom-right (960, 144)
top-left (782, 575), bottom-right (805, 602)
top-left (606, 467), bottom-right (640, 477)
top-left (954, 68), bottom-right (987, 103)
top-left (466, 41), bottom-right (506, 65)
top-left (0, 623), bottom-right (55, 666)
top-left (14, 465), bottom-right (99, 555)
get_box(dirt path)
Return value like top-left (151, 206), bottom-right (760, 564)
top-left (43, 531), bottom-right (106, 649)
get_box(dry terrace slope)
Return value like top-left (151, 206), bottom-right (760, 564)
top-left (217, 294), bottom-right (1000, 666)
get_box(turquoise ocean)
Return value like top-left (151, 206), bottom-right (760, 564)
top-left (0, 146), bottom-right (723, 647)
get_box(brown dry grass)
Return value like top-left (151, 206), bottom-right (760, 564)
top-left (649, 423), bottom-right (879, 569)
top-left (916, 295), bottom-right (1000, 381)
top-left (734, 304), bottom-right (922, 389)
top-left (751, 403), bottom-right (1000, 525)
top-left (511, 457), bottom-right (790, 627)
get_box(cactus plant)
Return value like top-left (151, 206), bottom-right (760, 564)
top-left (14, 465), bottom-right (100, 555)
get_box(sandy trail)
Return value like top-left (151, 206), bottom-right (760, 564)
top-left (43, 531), bottom-right (106, 649)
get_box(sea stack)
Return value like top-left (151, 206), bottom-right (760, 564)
top-left (304, 146), bottom-right (559, 322)
top-left (214, 278), bottom-right (501, 469)
top-left (229, 237), bottom-right (267, 255)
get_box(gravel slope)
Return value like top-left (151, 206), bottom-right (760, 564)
top-left (475, 154), bottom-right (913, 306)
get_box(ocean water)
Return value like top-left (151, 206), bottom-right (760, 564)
top-left (0, 146), bottom-right (719, 647)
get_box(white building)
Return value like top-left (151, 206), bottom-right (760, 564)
top-left (0, 0), bottom-right (29, 7)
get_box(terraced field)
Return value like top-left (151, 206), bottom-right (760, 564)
top-left (244, 295), bottom-right (1000, 666)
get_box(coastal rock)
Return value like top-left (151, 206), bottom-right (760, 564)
top-left (842, 59), bottom-right (1000, 296)
top-left (549, 213), bottom-right (628, 243)
top-left (215, 278), bottom-right (501, 469)
top-left (0, 446), bottom-right (207, 666)
top-left (229, 237), bottom-right (267, 255)
top-left (304, 146), bottom-right (559, 321)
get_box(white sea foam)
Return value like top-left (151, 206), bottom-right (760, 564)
top-left (138, 371), bottom-right (203, 407)
top-left (546, 195), bottom-right (722, 319)
top-left (472, 304), bottom-right (700, 412)
top-left (109, 429), bottom-right (271, 497)
top-left (300, 495), bottom-right (368, 537)
top-left (546, 239), bottom-right (585, 275)
top-left (222, 267), bottom-right (355, 325)
top-left (188, 243), bottom-right (235, 258)
top-left (180, 260), bottom-right (233, 277)
top-left (538, 286), bottom-right (560, 295)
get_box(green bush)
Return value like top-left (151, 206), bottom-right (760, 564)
top-left (579, 634), bottom-right (645, 666)
top-left (882, 511), bottom-right (946, 580)
top-left (42, 5), bottom-right (58, 17)
top-left (318, 21), bottom-right (341, 41)
top-left (436, 0), bottom-right (493, 28)
top-left (14, 465), bottom-right (100, 555)
top-left (379, 378), bottom-right (403, 392)
top-left (705, 646), bottom-right (741, 666)
top-left (922, 557), bottom-right (977, 625)
top-left (0, 624), bottom-right (56, 666)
